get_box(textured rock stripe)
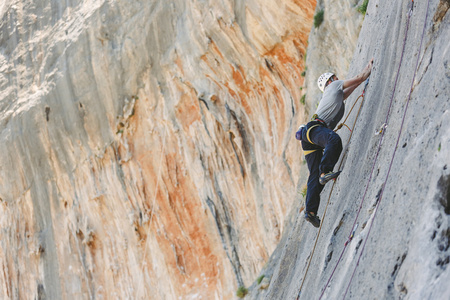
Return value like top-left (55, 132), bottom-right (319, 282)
top-left (0, 0), bottom-right (315, 299)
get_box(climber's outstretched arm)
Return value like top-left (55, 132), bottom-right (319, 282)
top-left (343, 58), bottom-right (373, 100)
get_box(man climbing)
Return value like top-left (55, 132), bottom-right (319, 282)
top-left (297, 58), bottom-right (373, 228)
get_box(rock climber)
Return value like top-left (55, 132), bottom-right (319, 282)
top-left (297, 58), bottom-right (373, 228)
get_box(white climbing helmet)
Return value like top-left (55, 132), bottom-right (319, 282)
top-left (317, 72), bottom-right (335, 92)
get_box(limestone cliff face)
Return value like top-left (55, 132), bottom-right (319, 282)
top-left (303, 0), bottom-right (364, 112)
top-left (0, 0), bottom-right (315, 299)
top-left (260, 0), bottom-right (450, 299)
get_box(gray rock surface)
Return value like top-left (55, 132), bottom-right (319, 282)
top-left (1, 0), bottom-right (449, 299)
top-left (261, 0), bottom-right (450, 299)
top-left (302, 0), bottom-right (365, 114)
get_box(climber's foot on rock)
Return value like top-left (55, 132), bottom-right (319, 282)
top-left (319, 171), bottom-right (342, 185)
top-left (305, 211), bottom-right (320, 228)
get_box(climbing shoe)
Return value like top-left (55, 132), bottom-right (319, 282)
top-left (319, 171), bottom-right (342, 185)
top-left (305, 212), bottom-right (320, 228)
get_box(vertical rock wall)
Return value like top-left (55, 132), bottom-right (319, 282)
top-left (264, 0), bottom-right (450, 299)
top-left (0, 0), bottom-right (315, 299)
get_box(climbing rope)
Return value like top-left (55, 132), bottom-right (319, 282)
top-left (342, 0), bottom-right (430, 298)
top-left (334, 79), bottom-right (369, 133)
top-left (298, 1), bottom-right (424, 298)
top-left (314, 0), bottom-right (430, 298)
top-left (296, 77), bottom-right (370, 300)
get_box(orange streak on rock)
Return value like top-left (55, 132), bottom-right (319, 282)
top-left (175, 93), bottom-right (201, 131)
top-left (148, 150), bottom-right (222, 296)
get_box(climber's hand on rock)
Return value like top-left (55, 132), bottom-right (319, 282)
top-left (363, 58), bottom-right (374, 79)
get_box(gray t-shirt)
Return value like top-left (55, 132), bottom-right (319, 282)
top-left (315, 80), bottom-right (344, 130)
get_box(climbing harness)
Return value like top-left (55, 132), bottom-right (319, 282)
top-left (306, 125), bottom-right (321, 144)
top-left (296, 117), bottom-right (326, 143)
top-left (296, 116), bottom-right (328, 155)
top-left (306, 116), bottom-right (327, 145)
